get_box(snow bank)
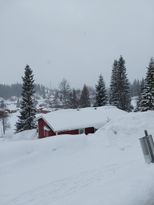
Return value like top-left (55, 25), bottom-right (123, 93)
top-left (0, 109), bottom-right (154, 205)
top-left (97, 111), bottom-right (154, 147)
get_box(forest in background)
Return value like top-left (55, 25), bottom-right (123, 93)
top-left (0, 79), bottom-right (143, 100)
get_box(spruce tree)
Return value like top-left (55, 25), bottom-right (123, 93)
top-left (109, 60), bottom-right (119, 106)
top-left (135, 78), bottom-right (145, 111)
top-left (139, 58), bottom-right (154, 111)
top-left (95, 74), bottom-right (108, 106)
top-left (51, 90), bottom-right (60, 108)
top-left (79, 84), bottom-right (91, 108)
top-left (109, 56), bottom-right (131, 111)
top-left (117, 56), bottom-right (131, 111)
top-left (59, 79), bottom-right (71, 108)
top-left (69, 89), bottom-right (78, 109)
top-left (130, 79), bottom-right (141, 97)
top-left (16, 65), bottom-right (36, 132)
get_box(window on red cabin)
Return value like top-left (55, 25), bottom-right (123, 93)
top-left (79, 128), bottom-right (85, 134)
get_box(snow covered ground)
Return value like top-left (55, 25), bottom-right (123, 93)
top-left (0, 107), bottom-right (154, 205)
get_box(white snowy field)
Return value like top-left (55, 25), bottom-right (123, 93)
top-left (0, 107), bottom-right (154, 205)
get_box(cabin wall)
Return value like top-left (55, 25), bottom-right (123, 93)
top-left (58, 129), bottom-right (79, 135)
top-left (58, 127), bottom-right (96, 135)
top-left (38, 118), bottom-right (97, 138)
top-left (85, 127), bottom-right (95, 135)
top-left (38, 119), bottom-right (55, 138)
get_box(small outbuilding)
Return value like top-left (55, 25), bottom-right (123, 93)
top-left (37, 106), bottom-right (126, 138)
top-left (37, 107), bottom-right (106, 138)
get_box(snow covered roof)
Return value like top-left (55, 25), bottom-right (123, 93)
top-left (38, 106), bottom-right (127, 132)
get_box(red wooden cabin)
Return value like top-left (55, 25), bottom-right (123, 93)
top-left (37, 108), bottom-right (104, 138)
top-left (37, 106), bottom-right (127, 139)
top-left (38, 117), bottom-right (96, 138)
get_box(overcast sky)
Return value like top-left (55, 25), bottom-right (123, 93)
top-left (0, 0), bottom-right (154, 88)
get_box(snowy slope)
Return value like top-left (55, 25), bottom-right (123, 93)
top-left (0, 109), bottom-right (154, 205)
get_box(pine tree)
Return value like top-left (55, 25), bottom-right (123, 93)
top-left (95, 74), bottom-right (108, 106)
top-left (16, 98), bottom-right (20, 108)
top-left (69, 89), bottom-right (78, 109)
top-left (130, 79), bottom-right (141, 97)
top-left (59, 79), bottom-right (71, 108)
top-left (117, 56), bottom-right (131, 111)
top-left (109, 57), bottom-right (131, 111)
top-left (135, 78), bottom-right (145, 111)
top-left (139, 58), bottom-right (154, 111)
top-left (16, 65), bottom-right (36, 132)
top-left (79, 84), bottom-right (91, 108)
top-left (51, 90), bottom-right (60, 108)
top-left (109, 60), bottom-right (119, 107)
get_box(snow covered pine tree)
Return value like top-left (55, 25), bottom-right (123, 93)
top-left (109, 60), bottom-right (119, 106)
top-left (79, 84), bottom-right (91, 108)
top-left (109, 56), bottom-right (131, 111)
top-left (95, 74), bottom-right (108, 106)
top-left (139, 58), bottom-right (154, 111)
top-left (16, 65), bottom-right (36, 132)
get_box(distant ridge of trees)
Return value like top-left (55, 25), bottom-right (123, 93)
top-left (130, 79), bottom-right (145, 97)
top-left (0, 83), bottom-right (47, 99)
top-left (0, 79), bottom-right (144, 100)
top-left (0, 56), bottom-right (153, 112)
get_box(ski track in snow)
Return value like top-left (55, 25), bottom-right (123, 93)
top-left (4, 164), bottom-right (120, 205)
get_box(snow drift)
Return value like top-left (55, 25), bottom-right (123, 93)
top-left (0, 107), bottom-right (154, 205)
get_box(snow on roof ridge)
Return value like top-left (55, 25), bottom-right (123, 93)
top-left (38, 106), bottom-right (127, 132)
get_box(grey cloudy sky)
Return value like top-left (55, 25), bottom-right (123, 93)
top-left (0, 0), bottom-right (154, 88)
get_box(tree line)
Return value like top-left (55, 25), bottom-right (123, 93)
top-left (49, 56), bottom-right (136, 111)
top-left (52, 56), bottom-right (154, 112)
top-left (1, 56), bottom-right (154, 133)
top-left (0, 83), bottom-right (47, 99)
top-left (1, 56), bottom-right (154, 113)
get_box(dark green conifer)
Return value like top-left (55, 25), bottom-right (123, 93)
top-left (109, 56), bottom-right (131, 111)
top-left (79, 84), bottom-right (91, 108)
top-left (16, 65), bottom-right (36, 132)
top-left (109, 60), bottom-right (119, 107)
top-left (139, 58), bottom-right (154, 111)
top-left (95, 74), bottom-right (108, 106)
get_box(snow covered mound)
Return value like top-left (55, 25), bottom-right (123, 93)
top-left (11, 129), bottom-right (37, 141)
top-left (0, 110), bottom-right (154, 205)
top-left (0, 128), bottom-right (37, 142)
top-left (97, 111), bottom-right (154, 147)
top-left (38, 105), bottom-right (127, 132)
